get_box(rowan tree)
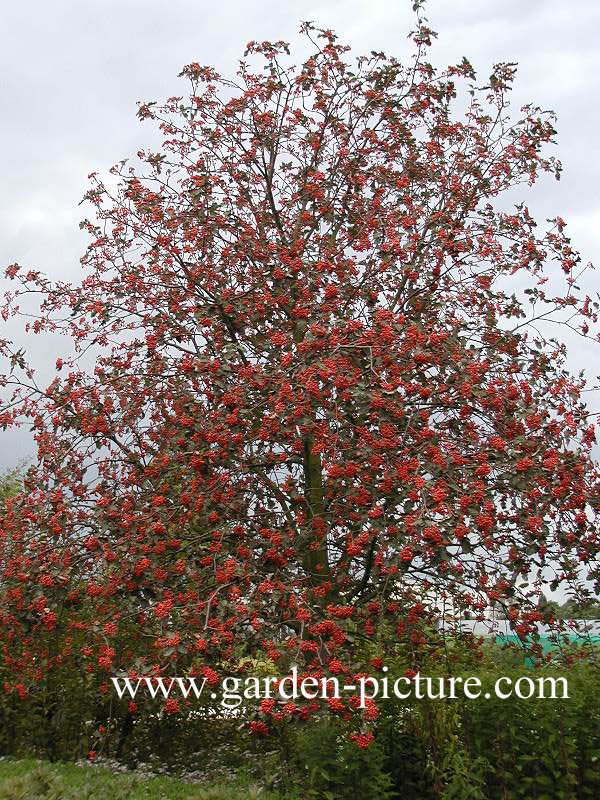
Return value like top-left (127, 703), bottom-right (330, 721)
top-left (1, 10), bottom-right (599, 735)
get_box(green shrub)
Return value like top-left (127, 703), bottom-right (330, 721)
top-left (284, 718), bottom-right (392, 800)
top-left (2, 640), bottom-right (599, 799)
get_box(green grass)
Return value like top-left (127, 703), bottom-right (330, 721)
top-left (0, 758), bottom-right (293, 799)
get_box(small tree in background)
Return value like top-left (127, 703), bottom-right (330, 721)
top-left (1, 5), bottom-right (599, 738)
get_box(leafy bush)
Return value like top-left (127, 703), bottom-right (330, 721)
top-left (285, 718), bottom-right (392, 800)
top-left (1, 641), bottom-right (599, 798)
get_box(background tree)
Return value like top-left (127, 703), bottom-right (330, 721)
top-left (1, 8), bottom-right (599, 734)
top-left (0, 467), bottom-right (23, 504)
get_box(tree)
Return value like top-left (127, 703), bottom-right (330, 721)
top-left (544, 597), bottom-right (600, 620)
top-left (0, 464), bottom-right (25, 587)
top-left (1, 10), bottom-right (599, 735)
top-left (0, 465), bottom-right (24, 506)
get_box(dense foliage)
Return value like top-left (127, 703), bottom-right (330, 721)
top-left (1, 641), bottom-right (599, 799)
top-left (1, 6), bottom-right (599, 743)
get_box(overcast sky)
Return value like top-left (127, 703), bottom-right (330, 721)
top-left (1, 0), bottom-right (599, 470)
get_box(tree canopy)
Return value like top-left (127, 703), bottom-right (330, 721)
top-left (1, 12), bottom-right (599, 730)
